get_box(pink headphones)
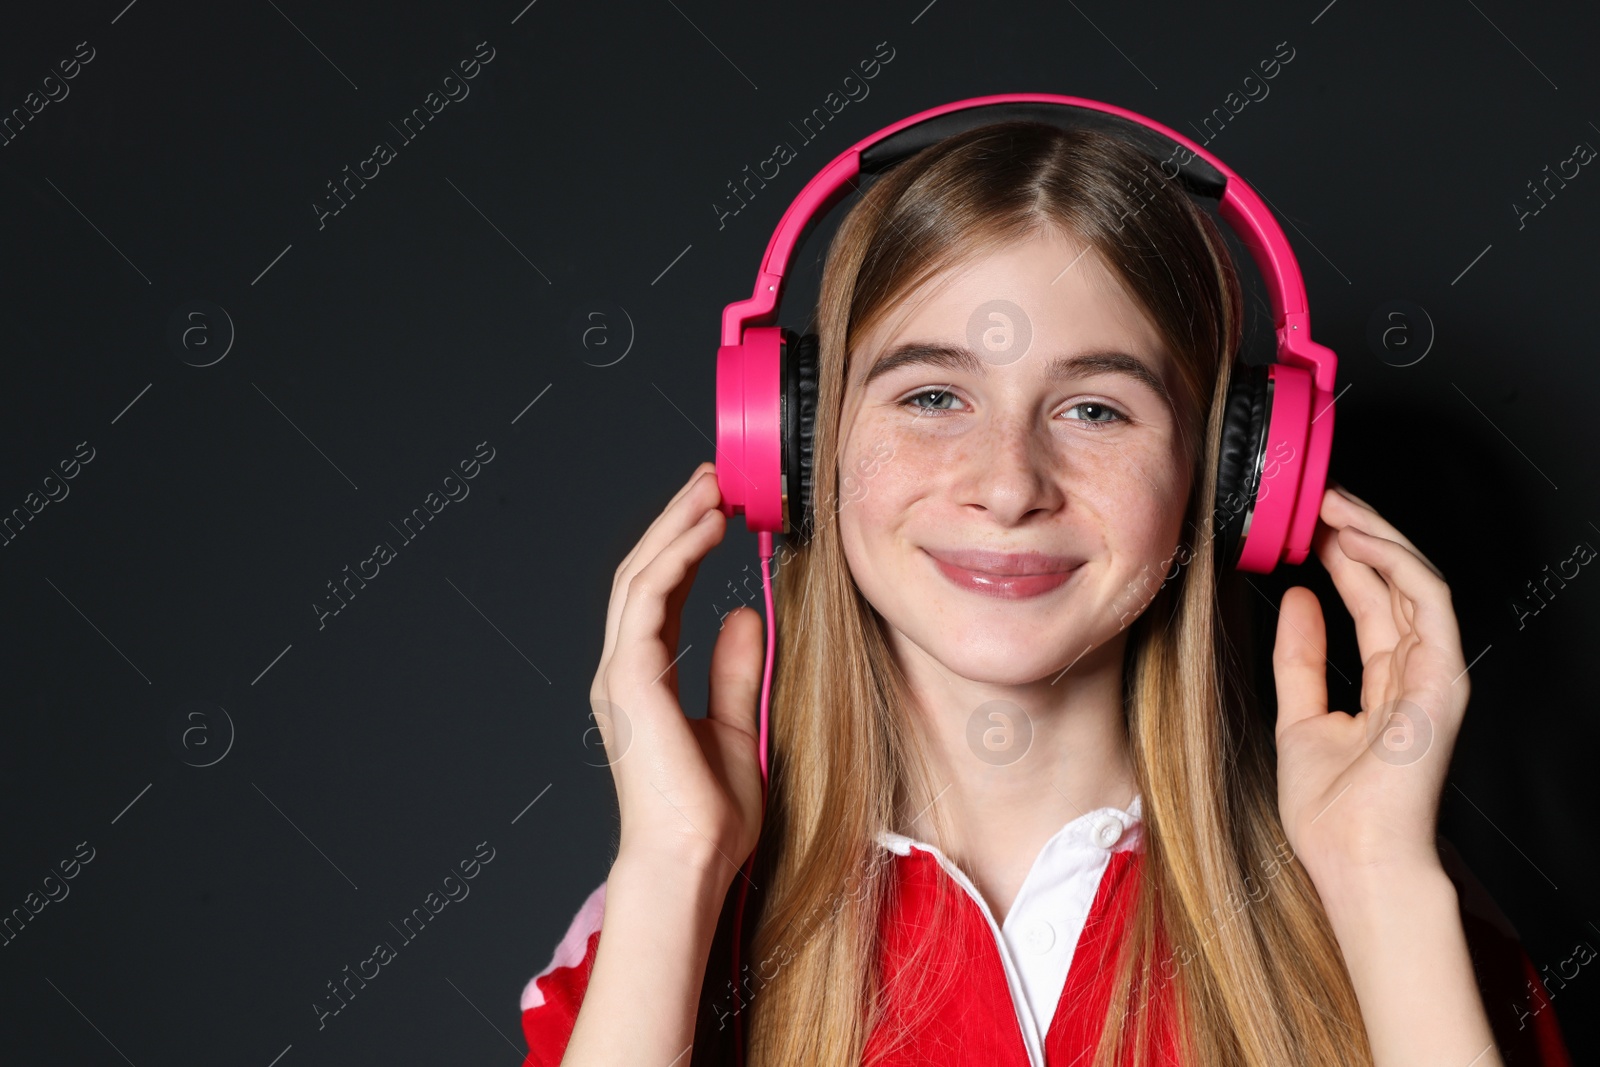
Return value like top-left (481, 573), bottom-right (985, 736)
top-left (711, 93), bottom-right (1338, 1060)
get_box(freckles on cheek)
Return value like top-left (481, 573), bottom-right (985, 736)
top-left (869, 443), bottom-right (957, 514)
top-left (878, 420), bottom-right (970, 475)
top-left (1081, 468), bottom-right (1164, 530)
top-left (1059, 445), bottom-right (1187, 550)
top-left (1081, 432), bottom-right (1180, 491)
top-left (1078, 455), bottom-right (1148, 500)
top-left (838, 414), bottom-right (939, 501)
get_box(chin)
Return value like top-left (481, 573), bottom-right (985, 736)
top-left (917, 627), bottom-right (1072, 686)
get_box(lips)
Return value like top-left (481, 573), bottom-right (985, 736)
top-left (923, 548), bottom-right (1085, 600)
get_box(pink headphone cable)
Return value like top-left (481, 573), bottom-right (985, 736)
top-left (730, 529), bottom-right (775, 1066)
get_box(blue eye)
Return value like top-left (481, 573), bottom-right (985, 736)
top-left (898, 390), bottom-right (1129, 427)
top-left (1064, 401), bottom-right (1127, 428)
top-left (901, 387), bottom-right (963, 413)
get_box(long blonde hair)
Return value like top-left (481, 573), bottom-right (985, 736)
top-left (691, 121), bottom-right (1373, 1067)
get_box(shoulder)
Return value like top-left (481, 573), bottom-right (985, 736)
top-left (519, 880), bottom-right (607, 1065)
top-left (1438, 836), bottom-right (1575, 1067)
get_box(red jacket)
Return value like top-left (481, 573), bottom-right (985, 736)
top-left (519, 797), bottom-right (1573, 1066)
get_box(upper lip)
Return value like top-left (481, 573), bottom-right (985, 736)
top-left (923, 547), bottom-right (1085, 576)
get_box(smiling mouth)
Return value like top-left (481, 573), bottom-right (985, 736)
top-left (922, 548), bottom-right (1084, 600)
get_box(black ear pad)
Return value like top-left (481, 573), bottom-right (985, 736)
top-left (781, 331), bottom-right (820, 540)
top-left (1212, 361), bottom-right (1272, 570)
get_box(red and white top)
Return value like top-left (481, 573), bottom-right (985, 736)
top-left (519, 796), bottom-right (1573, 1066)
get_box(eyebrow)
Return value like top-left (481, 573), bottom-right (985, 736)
top-left (861, 341), bottom-right (1172, 407)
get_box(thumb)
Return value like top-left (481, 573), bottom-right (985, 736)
top-left (707, 605), bottom-right (765, 742)
top-left (1273, 586), bottom-right (1329, 743)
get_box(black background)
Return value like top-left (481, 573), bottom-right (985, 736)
top-left (2, 1), bottom-right (1596, 1063)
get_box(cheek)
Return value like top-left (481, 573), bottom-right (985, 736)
top-left (1057, 444), bottom-right (1193, 580)
top-left (837, 470), bottom-right (900, 561)
top-left (847, 413), bottom-right (972, 491)
top-left (1086, 453), bottom-right (1194, 573)
top-left (836, 443), bottom-right (921, 596)
top-left (837, 495), bottom-right (893, 616)
top-left (835, 409), bottom-right (931, 513)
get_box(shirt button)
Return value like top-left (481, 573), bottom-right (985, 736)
top-left (1025, 918), bottom-right (1056, 954)
top-left (1091, 815), bottom-right (1124, 850)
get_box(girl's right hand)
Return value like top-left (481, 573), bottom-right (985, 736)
top-left (589, 461), bottom-right (766, 888)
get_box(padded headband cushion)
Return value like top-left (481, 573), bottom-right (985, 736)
top-left (783, 330), bottom-right (820, 540)
top-left (1212, 362), bottom-right (1270, 568)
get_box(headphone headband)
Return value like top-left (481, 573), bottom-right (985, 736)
top-left (719, 93), bottom-right (1330, 395)
top-left (862, 101), bottom-right (1227, 193)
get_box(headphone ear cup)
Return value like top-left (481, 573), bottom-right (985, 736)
top-left (1213, 361), bottom-right (1271, 570)
top-left (782, 331), bottom-right (820, 541)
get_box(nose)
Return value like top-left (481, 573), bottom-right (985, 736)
top-left (955, 409), bottom-right (1064, 525)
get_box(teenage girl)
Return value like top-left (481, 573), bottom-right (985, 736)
top-left (521, 121), bottom-right (1572, 1066)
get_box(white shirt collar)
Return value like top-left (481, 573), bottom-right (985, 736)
top-left (875, 794), bottom-right (1145, 1067)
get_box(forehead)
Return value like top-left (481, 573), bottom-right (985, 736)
top-left (850, 230), bottom-right (1170, 377)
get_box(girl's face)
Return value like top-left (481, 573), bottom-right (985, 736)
top-left (836, 229), bottom-right (1194, 686)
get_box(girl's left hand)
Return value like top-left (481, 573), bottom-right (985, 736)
top-left (1272, 483), bottom-right (1469, 890)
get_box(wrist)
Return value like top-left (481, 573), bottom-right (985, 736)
top-left (611, 844), bottom-right (741, 905)
top-left (1310, 859), bottom-right (1501, 1065)
top-left (1316, 858), bottom-right (1456, 951)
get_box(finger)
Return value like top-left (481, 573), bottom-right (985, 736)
top-left (599, 464), bottom-right (714, 691)
top-left (625, 489), bottom-right (716, 690)
top-left (1325, 483), bottom-right (1444, 580)
top-left (707, 605), bottom-right (764, 742)
top-left (608, 460), bottom-right (716, 591)
top-left (615, 462), bottom-right (717, 583)
top-left (609, 508), bottom-right (728, 693)
top-left (599, 467), bottom-right (721, 677)
top-left (1273, 586), bottom-right (1329, 742)
top-left (1311, 509), bottom-right (1401, 659)
top-left (1334, 525), bottom-right (1462, 659)
top-left (658, 555), bottom-right (705, 696)
top-left (1314, 483), bottom-right (1451, 662)
top-left (1312, 499), bottom-right (1392, 611)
